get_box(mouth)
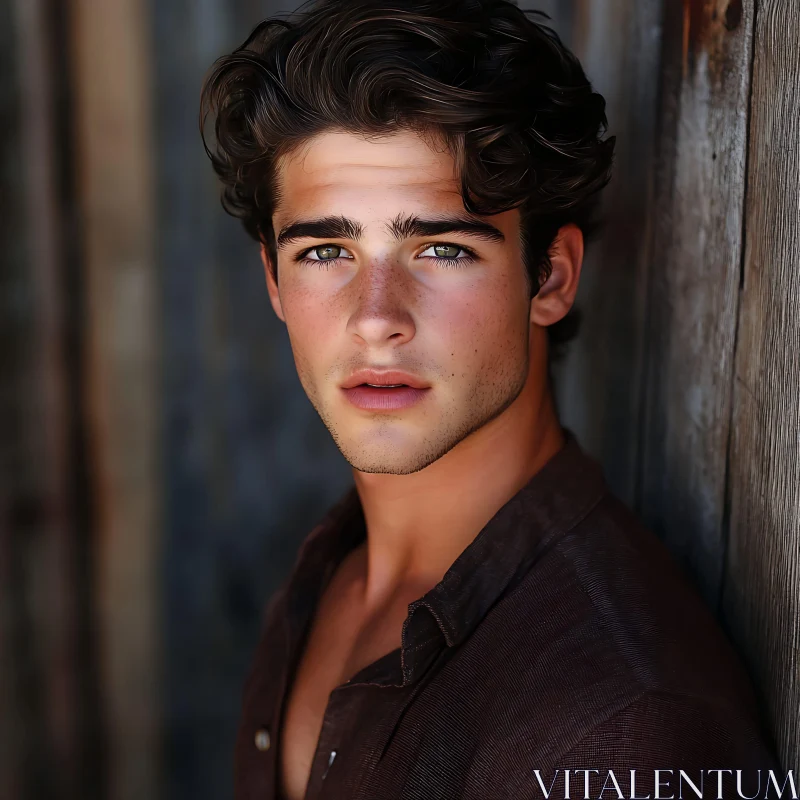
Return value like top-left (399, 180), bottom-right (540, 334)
top-left (341, 383), bottom-right (430, 411)
top-left (341, 369), bottom-right (428, 390)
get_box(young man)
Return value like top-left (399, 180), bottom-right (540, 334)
top-left (200, 1), bottom-right (780, 798)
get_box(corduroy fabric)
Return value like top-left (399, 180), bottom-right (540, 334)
top-left (234, 428), bottom-right (780, 800)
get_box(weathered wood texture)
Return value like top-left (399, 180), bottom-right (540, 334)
top-left (555, 0), bottom-right (797, 769)
top-left (550, 0), bottom-right (663, 508)
top-left (637, 0), bottom-right (755, 609)
top-left (0, 0), bottom-right (102, 798)
top-left (70, 0), bottom-right (160, 797)
top-left (722, 1), bottom-right (800, 772)
top-left (0, 2), bottom-right (61, 795)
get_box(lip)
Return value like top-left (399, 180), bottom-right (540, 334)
top-left (341, 368), bottom-right (429, 390)
top-left (341, 384), bottom-right (430, 411)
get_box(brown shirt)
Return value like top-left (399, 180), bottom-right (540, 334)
top-left (234, 428), bottom-right (780, 799)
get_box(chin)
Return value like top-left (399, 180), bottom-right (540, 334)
top-left (337, 443), bottom-right (426, 476)
top-left (339, 422), bottom-right (472, 475)
top-left (347, 457), bottom-right (433, 476)
top-left (328, 430), bottom-right (438, 474)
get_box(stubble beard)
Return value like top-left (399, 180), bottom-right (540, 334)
top-left (302, 348), bottom-right (531, 476)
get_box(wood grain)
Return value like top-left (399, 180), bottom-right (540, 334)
top-left (637, 0), bottom-right (755, 608)
top-left (1, 0), bottom-right (88, 797)
top-left (722, 0), bottom-right (800, 772)
top-left (551, 0), bottom-right (663, 507)
top-left (70, 0), bottom-right (160, 797)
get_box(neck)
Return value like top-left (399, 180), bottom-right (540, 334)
top-left (351, 327), bottom-right (564, 610)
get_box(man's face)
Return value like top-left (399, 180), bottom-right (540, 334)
top-left (266, 129), bottom-right (534, 475)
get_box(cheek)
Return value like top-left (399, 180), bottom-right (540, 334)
top-left (281, 285), bottom-right (341, 363)
top-left (282, 274), bottom-right (324, 320)
top-left (433, 282), bottom-right (527, 367)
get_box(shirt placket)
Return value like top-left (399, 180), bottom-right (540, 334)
top-left (302, 684), bottom-right (356, 800)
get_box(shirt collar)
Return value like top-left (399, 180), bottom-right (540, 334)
top-left (406, 427), bottom-right (608, 674)
top-left (286, 426), bottom-right (609, 685)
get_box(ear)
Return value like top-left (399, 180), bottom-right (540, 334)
top-left (529, 223), bottom-right (584, 327)
top-left (261, 243), bottom-right (286, 323)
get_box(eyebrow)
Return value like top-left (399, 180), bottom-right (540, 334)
top-left (276, 216), bottom-right (364, 248)
top-left (275, 212), bottom-right (505, 249)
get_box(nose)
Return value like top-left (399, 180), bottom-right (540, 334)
top-left (346, 260), bottom-right (416, 348)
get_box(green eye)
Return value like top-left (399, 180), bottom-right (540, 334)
top-left (314, 245), bottom-right (342, 259)
top-left (298, 243), bottom-right (353, 268)
top-left (416, 243), bottom-right (475, 269)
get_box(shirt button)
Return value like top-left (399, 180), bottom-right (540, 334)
top-left (254, 727), bottom-right (271, 751)
top-left (322, 750), bottom-right (336, 780)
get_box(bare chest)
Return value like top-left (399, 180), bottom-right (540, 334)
top-left (277, 629), bottom-right (348, 800)
top-left (277, 557), bottom-right (409, 800)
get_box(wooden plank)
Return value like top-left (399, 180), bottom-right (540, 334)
top-left (70, 0), bottom-right (160, 798)
top-left (722, 0), bottom-right (800, 772)
top-left (637, 0), bottom-right (754, 608)
top-left (0, 0), bottom-right (90, 797)
top-left (13, 0), bottom-right (82, 790)
top-left (551, 0), bottom-right (663, 507)
top-left (0, 1), bottom-right (39, 792)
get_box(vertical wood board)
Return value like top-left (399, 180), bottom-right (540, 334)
top-left (70, 0), bottom-right (161, 797)
top-left (723, 0), bottom-right (800, 771)
top-left (552, 0), bottom-right (663, 508)
top-left (638, 0), bottom-right (754, 608)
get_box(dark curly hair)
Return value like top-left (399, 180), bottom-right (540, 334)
top-left (199, 0), bottom-right (615, 359)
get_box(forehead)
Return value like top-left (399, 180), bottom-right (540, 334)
top-left (273, 129), bottom-right (464, 220)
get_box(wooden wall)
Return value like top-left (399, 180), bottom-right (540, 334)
top-left (1, 0), bottom-right (103, 797)
top-left (549, 0), bottom-right (664, 513)
top-left (70, 1), bottom-right (160, 799)
top-left (554, 0), bottom-right (799, 773)
top-left (722, 0), bottom-right (800, 770)
top-left (1, 0), bottom-right (797, 798)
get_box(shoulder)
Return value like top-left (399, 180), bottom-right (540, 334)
top-left (477, 491), bottom-right (768, 749)
top-left (536, 491), bottom-right (760, 705)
